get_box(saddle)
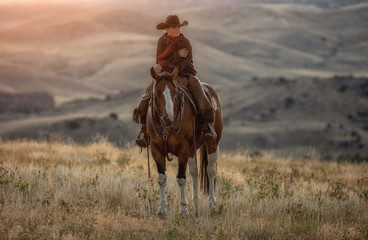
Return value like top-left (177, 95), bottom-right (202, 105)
top-left (146, 77), bottom-right (216, 139)
top-left (202, 83), bottom-right (217, 111)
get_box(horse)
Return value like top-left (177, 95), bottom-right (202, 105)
top-left (146, 67), bottom-right (223, 215)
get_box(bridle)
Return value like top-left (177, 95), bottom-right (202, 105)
top-left (150, 76), bottom-right (184, 135)
top-left (149, 75), bottom-right (185, 161)
top-left (153, 81), bottom-right (180, 130)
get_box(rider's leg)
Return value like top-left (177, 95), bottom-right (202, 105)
top-left (133, 81), bottom-right (153, 148)
top-left (134, 98), bottom-right (149, 148)
top-left (187, 75), bottom-right (217, 141)
top-left (135, 115), bottom-right (148, 148)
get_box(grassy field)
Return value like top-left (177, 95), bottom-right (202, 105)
top-left (0, 138), bottom-right (367, 239)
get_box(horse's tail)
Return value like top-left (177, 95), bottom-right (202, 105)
top-left (199, 144), bottom-right (209, 194)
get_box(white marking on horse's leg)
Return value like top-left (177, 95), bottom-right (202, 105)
top-left (177, 178), bottom-right (189, 215)
top-left (207, 147), bottom-right (218, 207)
top-left (157, 173), bottom-right (167, 216)
top-left (188, 156), bottom-right (199, 214)
top-left (163, 86), bottom-right (174, 122)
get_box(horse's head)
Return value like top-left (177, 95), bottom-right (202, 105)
top-left (150, 67), bottom-right (179, 126)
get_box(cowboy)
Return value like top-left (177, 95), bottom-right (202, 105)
top-left (133, 15), bottom-right (216, 148)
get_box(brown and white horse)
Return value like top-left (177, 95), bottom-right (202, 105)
top-left (147, 67), bottom-right (222, 215)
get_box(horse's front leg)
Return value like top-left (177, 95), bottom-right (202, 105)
top-left (151, 145), bottom-right (167, 216)
top-left (177, 147), bottom-right (189, 215)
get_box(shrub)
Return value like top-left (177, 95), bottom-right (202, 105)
top-left (109, 113), bottom-right (118, 120)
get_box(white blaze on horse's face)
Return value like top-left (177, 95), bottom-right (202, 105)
top-left (163, 85), bottom-right (175, 122)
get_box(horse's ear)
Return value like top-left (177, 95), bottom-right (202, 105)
top-left (171, 67), bottom-right (178, 80)
top-left (150, 67), bottom-right (158, 80)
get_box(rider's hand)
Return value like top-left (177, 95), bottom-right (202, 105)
top-left (154, 64), bottom-right (162, 74)
top-left (178, 48), bottom-right (189, 58)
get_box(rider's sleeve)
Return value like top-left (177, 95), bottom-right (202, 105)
top-left (174, 39), bottom-right (193, 73)
top-left (157, 37), bottom-right (193, 74)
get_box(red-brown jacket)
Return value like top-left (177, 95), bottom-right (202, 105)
top-left (157, 33), bottom-right (197, 77)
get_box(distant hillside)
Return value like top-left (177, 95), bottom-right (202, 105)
top-left (183, 0), bottom-right (368, 9)
top-left (220, 76), bottom-right (368, 151)
top-left (184, 4), bottom-right (368, 80)
top-left (0, 3), bottom-right (367, 100)
top-left (0, 3), bottom-right (68, 27)
top-left (0, 2), bottom-right (367, 155)
top-left (0, 92), bottom-right (54, 114)
top-left (2, 116), bottom-right (136, 146)
top-left (0, 76), bottom-right (367, 155)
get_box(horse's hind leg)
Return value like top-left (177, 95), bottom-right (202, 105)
top-left (207, 145), bottom-right (218, 207)
top-left (188, 156), bottom-right (199, 215)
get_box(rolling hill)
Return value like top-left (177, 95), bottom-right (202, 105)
top-left (0, 2), bottom-right (367, 154)
top-left (1, 75), bottom-right (367, 155)
top-left (0, 3), bottom-right (367, 99)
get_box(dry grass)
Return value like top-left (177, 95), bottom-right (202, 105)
top-left (0, 138), bottom-right (367, 240)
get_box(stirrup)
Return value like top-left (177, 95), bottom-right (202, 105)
top-left (204, 122), bottom-right (217, 141)
top-left (135, 130), bottom-right (148, 148)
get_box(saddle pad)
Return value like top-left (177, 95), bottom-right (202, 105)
top-left (202, 83), bottom-right (217, 111)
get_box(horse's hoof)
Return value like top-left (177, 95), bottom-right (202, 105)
top-left (208, 199), bottom-right (216, 208)
top-left (180, 207), bottom-right (189, 216)
top-left (193, 203), bottom-right (199, 217)
top-left (209, 200), bottom-right (216, 209)
top-left (156, 208), bottom-right (166, 218)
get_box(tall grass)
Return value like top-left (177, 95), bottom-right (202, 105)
top-left (0, 139), bottom-right (367, 239)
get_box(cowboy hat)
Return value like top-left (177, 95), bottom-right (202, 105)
top-left (156, 15), bottom-right (188, 30)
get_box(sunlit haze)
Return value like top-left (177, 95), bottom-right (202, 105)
top-left (0, 0), bottom-right (186, 13)
top-left (0, 0), bottom-right (148, 7)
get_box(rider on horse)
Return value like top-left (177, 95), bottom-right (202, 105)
top-left (133, 15), bottom-right (217, 148)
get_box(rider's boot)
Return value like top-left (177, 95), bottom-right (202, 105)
top-left (136, 116), bottom-right (148, 148)
top-left (133, 85), bottom-right (151, 148)
top-left (203, 121), bottom-right (217, 141)
top-left (132, 83), bottom-right (151, 124)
